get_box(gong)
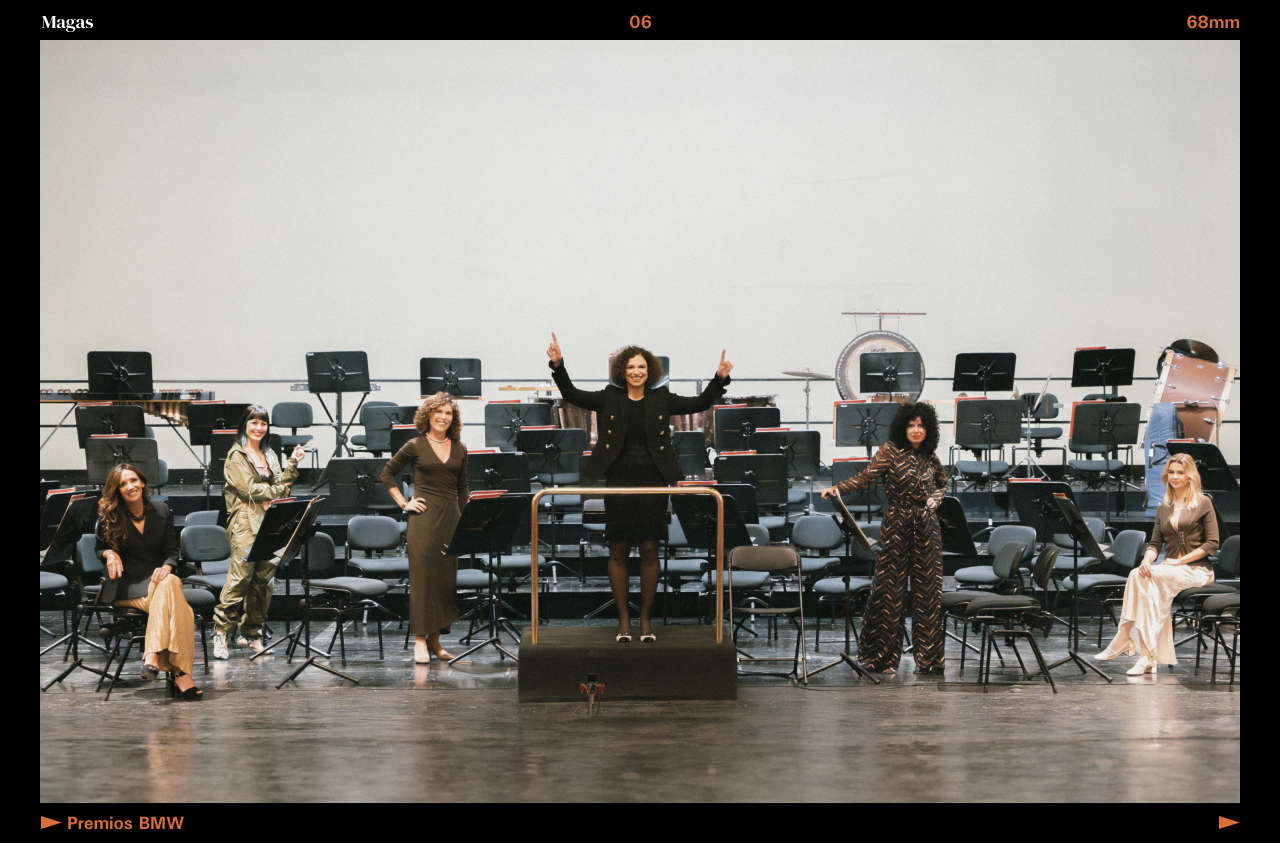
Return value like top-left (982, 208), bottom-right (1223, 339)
top-left (835, 330), bottom-right (925, 403)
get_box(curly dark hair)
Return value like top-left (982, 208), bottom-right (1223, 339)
top-left (609, 346), bottom-right (664, 388)
top-left (887, 402), bottom-right (940, 457)
top-left (414, 392), bottom-right (462, 439)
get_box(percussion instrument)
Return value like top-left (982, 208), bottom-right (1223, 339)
top-left (1151, 348), bottom-right (1235, 444)
top-left (39, 390), bottom-right (215, 427)
top-left (834, 330), bottom-right (925, 404)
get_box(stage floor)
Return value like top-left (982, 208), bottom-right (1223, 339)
top-left (40, 605), bottom-right (1240, 803)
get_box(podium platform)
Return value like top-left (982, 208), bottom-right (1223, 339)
top-left (518, 625), bottom-right (737, 702)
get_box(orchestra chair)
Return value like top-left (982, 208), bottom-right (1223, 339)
top-left (1013, 392), bottom-right (1066, 464)
top-left (182, 525), bottom-right (233, 592)
top-left (943, 541), bottom-right (1029, 673)
top-left (786, 515), bottom-right (842, 590)
top-left (725, 545), bottom-right (809, 681)
top-left (704, 525), bottom-right (782, 639)
top-left (1054, 529), bottom-right (1144, 646)
top-left (811, 567), bottom-right (873, 652)
top-left (953, 446), bottom-right (1011, 491)
top-left (57, 534), bottom-right (110, 659)
top-left (98, 569), bottom-right (212, 700)
top-left (345, 515), bottom-right (410, 586)
top-left (1173, 534), bottom-right (1239, 647)
top-left (272, 402), bottom-right (317, 472)
top-left (1194, 593), bottom-right (1240, 687)
top-left (1067, 439), bottom-right (1123, 491)
top-left (39, 569), bottom-right (69, 637)
top-left (1053, 516), bottom-right (1109, 574)
top-left (953, 525), bottom-right (1036, 591)
top-left (185, 510), bottom-right (221, 526)
top-left (347, 401), bottom-right (396, 454)
top-left (302, 531), bottom-right (393, 661)
top-left (661, 517), bottom-right (708, 624)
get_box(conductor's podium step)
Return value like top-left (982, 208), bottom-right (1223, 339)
top-left (518, 626), bottom-right (737, 702)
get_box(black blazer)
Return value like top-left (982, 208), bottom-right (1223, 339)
top-left (95, 499), bottom-right (182, 603)
top-left (550, 360), bottom-right (730, 485)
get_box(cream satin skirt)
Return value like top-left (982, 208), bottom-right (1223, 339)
top-left (1120, 563), bottom-right (1213, 665)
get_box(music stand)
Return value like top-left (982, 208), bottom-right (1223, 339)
top-left (936, 496), bottom-right (978, 556)
top-left (1072, 402), bottom-right (1141, 520)
top-left (40, 494), bottom-right (114, 690)
top-left (87, 351), bottom-right (152, 399)
top-left (326, 458), bottom-right (395, 515)
top-left (74, 404), bottom-right (145, 447)
top-left (713, 406), bottom-right (780, 452)
top-left (859, 352), bottom-right (922, 399)
top-left (1041, 495), bottom-right (1115, 682)
top-left (1014, 377), bottom-right (1054, 480)
top-left (85, 437), bottom-right (160, 486)
top-left (41, 488), bottom-right (78, 550)
top-left (306, 351), bottom-right (372, 491)
top-left (831, 458), bottom-right (885, 526)
top-left (671, 493), bottom-right (752, 554)
top-left (1071, 348), bottom-right (1135, 396)
top-left (484, 402), bottom-right (552, 450)
top-left (517, 428), bottom-right (586, 571)
top-left (1007, 481), bottom-right (1086, 639)
top-left (712, 453), bottom-right (788, 506)
top-left (803, 493), bottom-right (882, 684)
top-left (361, 405), bottom-right (417, 455)
top-left (445, 494), bottom-right (527, 663)
top-left (834, 402), bottom-right (898, 457)
top-left (754, 430), bottom-right (821, 513)
top-left (952, 353), bottom-right (1016, 395)
top-left (673, 430), bottom-right (711, 479)
top-left (1167, 442), bottom-right (1238, 494)
top-left (420, 357), bottom-right (482, 398)
top-left (389, 424), bottom-right (419, 458)
top-left (207, 430), bottom-right (242, 485)
top-left (954, 398), bottom-right (1023, 522)
top-left (467, 451), bottom-right (532, 494)
top-left (190, 402), bottom-right (255, 509)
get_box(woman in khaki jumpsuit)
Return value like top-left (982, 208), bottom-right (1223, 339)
top-left (212, 405), bottom-right (305, 659)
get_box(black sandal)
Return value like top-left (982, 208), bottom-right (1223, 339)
top-left (174, 671), bottom-right (203, 701)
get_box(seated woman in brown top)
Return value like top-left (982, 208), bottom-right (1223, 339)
top-left (380, 392), bottom-right (469, 666)
top-left (1096, 453), bottom-right (1218, 675)
top-left (96, 463), bottom-right (201, 700)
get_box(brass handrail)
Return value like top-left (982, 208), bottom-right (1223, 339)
top-left (528, 487), bottom-right (725, 645)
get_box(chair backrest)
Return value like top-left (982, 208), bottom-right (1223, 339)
top-left (729, 545), bottom-right (800, 573)
top-left (153, 458), bottom-right (169, 489)
top-left (1216, 534), bottom-right (1239, 577)
top-left (789, 514), bottom-right (843, 553)
top-left (1030, 544), bottom-right (1059, 591)
top-left (988, 525), bottom-right (1036, 562)
top-left (76, 533), bottom-right (103, 574)
top-left (1108, 530), bottom-right (1146, 570)
top-left (745, 524), bottom-right (770, 547)
top-left (181, 524), bottom-right (231, 563)
top-left (583, 499), bottom-right (606, 531)
top-left (347, 515), bottom-right (401, 552)
top-left (990, 541), bottom-right (1028, 588)
top-left (271, 401), bottom-right (314, 431)
top-left (307, 531), bottom-right (338, 574)
top-left (666, 517), bottom-right (688, 547)
top-left (186, 510), bottom-right (221, 526)
top-left (1055, 517), bottom-right (1105, 549)
top-left (1026, 392), bottom-right (1059, 420)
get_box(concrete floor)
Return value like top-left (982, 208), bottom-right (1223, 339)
top-left (40, 606), bottom-right (1240, 803)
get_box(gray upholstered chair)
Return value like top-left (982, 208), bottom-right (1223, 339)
top-left (1054, 528), bottom-right (1143, 646)
top-left (943, 540), bottom-right (1030, 673)
top-left (185, 510), bottom-right (221, 526)
top-left (305, 531), bottom-right (394, 661)
top-left (348, 401), bottom-right (396, 452)
top-left (953, 524), bottom-right (1036, 590)
top-left (182, 525), bottom-right (232, 592)
top-left (271, 401), bottom-right (316, 470)
top-left (1194, 592), bottom-right (1239, 686)
top-left (345, 516), bottom-right (410, 583)
top-left (788, 515), bottom-right (843, 578)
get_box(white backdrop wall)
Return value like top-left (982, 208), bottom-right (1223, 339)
top-left (40, 41), bottom-right (1240, 472)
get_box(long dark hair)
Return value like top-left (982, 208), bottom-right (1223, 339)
top-left (609, 346), bottom-right (664, 388)
top-left (237, 404), bottom-right (271, 448)
top-left (97, 462), bottom-right (151, 552)
top-left (887, 402), bottom-right (940, 457)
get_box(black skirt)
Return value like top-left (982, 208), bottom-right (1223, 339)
top-left (604, 450), bottom-right (670, 543)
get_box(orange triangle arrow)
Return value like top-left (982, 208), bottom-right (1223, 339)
top-left (1218, 817), bottom-right (1238, 829)
top-left (41, 817), bottom-right (61, 829)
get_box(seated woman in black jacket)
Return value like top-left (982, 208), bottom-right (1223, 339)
top-left (547, 333), bottom-right (732, 642)
top-left (96, 463), bottom-right (201, 700)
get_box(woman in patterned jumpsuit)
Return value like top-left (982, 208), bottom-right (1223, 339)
top-left (822, 402), bottom-right (947, 675)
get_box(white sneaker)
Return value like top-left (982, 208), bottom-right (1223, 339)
top-left (235, 633), bottom-right (249, 648)
top-left (213, 629), bottom-right (229, 660)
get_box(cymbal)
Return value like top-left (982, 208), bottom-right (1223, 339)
top-left (782, 369), bottom-right (834, 380)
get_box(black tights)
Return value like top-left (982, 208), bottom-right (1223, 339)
top-left (608, 540), bottom-right (660, 634)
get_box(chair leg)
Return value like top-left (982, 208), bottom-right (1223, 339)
top-left (375, 606), bottom-right (385, 659)
top-left (104, 636), bottom-right (138, 701)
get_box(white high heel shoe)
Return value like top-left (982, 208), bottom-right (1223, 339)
top-left (1095, 641), bottom-right (1137, 661)
top-left (1126, 656), bottom-right (1157, 675)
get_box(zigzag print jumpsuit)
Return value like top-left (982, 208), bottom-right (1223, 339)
top-left (836, 441), bottom-right (948, 672)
